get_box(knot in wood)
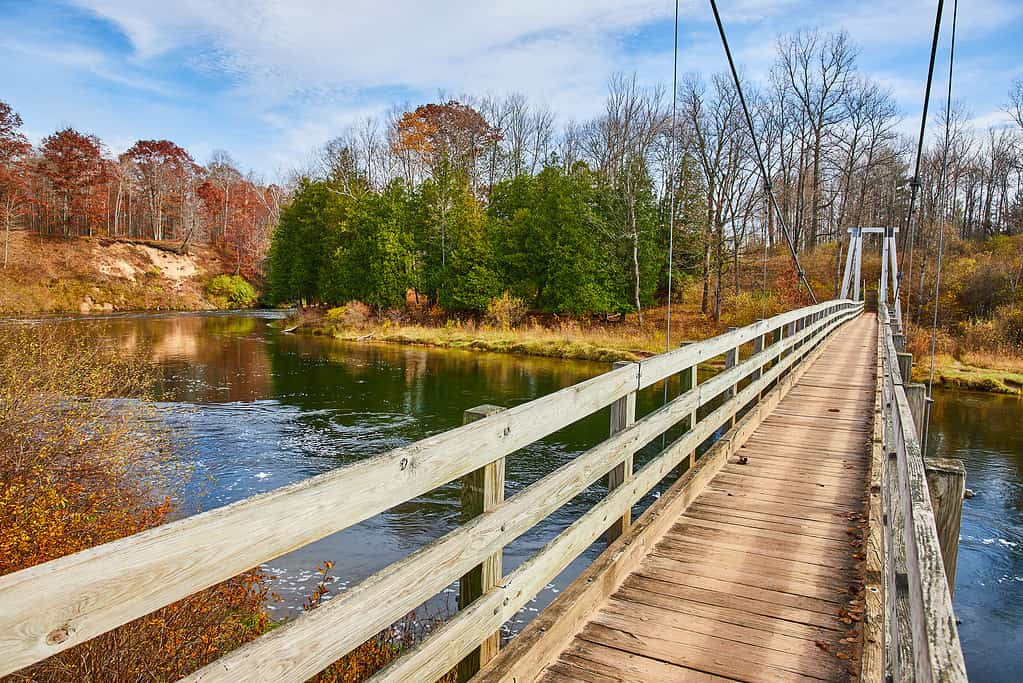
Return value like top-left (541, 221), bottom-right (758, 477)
top-left (399, 457), bottom-right (409, 471)
top-left (46, 625), bottom-right (71, 645)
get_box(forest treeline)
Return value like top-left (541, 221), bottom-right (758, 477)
top-left (2, 29), bottom-right (1022, 327)
top-left (266, 29), bottom-right (1023, 325)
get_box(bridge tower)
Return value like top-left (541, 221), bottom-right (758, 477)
top-left (841, 226), bottom-right (902, 333)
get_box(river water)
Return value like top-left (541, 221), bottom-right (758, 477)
top-left (24, 311), bottom-right (1022, 674)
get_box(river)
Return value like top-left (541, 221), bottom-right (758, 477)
top-left (24, 311), bottom-right (1023, 675)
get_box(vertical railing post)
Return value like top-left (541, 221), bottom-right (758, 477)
top-left (458, 404), bottom-right (506, 681)
top-left (752, 329), bottom-right (766, 401)
top-left (606, 361), bottom-right (637, 543)
top-left (677, 342), bottom-right (698, 475)
top-left (897, 351), bottom-right (913, 385)
top-left (725, 327), bottom-right (739, 427)
top-left (924, 458), bottom-right (966, 595)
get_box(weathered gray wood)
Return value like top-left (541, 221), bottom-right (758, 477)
top-left (879, 304), bottom-right (967, 683)
top-left (897, 351), bottom-right (912, 384)
top-left (606, 361), bottom-right (638, 543)
top-left (725, 327), bottom-right (739, 428)
top-left (678, 344), bottom-right (698, 474)
top-left (862, 321), bottom-right (885, 683)
top-left (924, 458), bottom-right (965, 596)
top-left (458, 405), bottom-right (506, 681)
top-left (752, 332), bottom-right (765, 401)
top-left (905, 383), bottom-right (927, 436)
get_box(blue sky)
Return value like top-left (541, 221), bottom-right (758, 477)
top-left (2, 0), bottom-right (1020, 179)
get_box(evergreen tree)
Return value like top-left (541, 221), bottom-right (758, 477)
top-left (491, 164), bottom-right (621, 314)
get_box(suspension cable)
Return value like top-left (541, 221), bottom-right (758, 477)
top-left (663, 0), bottom-right (680, 414)
top-left (922, 0), bottom-right (957, 456)
top-left (665, 0), bottom-right (679, 355)
top-left (708, 0), bottom-right (817, 304)
top-left (893, 0), bottom-right (945, 327)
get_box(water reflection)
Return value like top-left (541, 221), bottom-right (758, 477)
top-left (927, 391), bottom-right (1023, 681)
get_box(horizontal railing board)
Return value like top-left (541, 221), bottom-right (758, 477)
top-left (0, 362), bottom-right (640, 675)
top-left (637, 301), bottom-right (856, 389)
top-left (184, 306), bottom-right (861, 682)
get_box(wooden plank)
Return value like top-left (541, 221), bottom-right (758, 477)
top-left (686, 504), bottom-right (853, 542)
top-left (673, 516), bottom-right (855, 553)
top-left (617, 581), bottom-right (844, 639)
top-left (923, 457), bottom-right (965, 596)
top-left (593, 602), bottom-right (850, 679)
top-left (635, 554), bottom-right (851, 609)
top-left (553, 641), bottom-right (732, 682)
top-left (578, 622), bottom-right (827, 683)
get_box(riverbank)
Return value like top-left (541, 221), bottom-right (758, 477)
top-left (913, 354), bottom-right (1023, 395)
top-left (289, 301), bottom-right (730, 364)
top-left (295, 306), bottom-right (1023, 395)
top-left (0, 231), bottom-right (248, 314)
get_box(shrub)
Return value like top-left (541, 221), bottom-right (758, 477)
top-left (205, 274), bottom-right (258, 309)
top-left (484, 292), bottom-right (528, 330)
top-left (956, 318), bottom-right (1003, 354)
top-left (723, 291), bottom-right (784, 328)
top-left (324, 301), bottom-right (373, 329)
top-left (995, 305), bottom-right (1023, 350)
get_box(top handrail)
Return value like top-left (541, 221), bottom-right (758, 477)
top-left (0, 299), bottom-right (863, 678)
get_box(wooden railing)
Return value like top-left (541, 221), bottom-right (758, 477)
top-left (877, 304), bottom-right (967, 682)
top-left (0, 300), bottom-right (863, 682)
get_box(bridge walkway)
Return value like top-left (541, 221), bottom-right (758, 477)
top-left (537, 314), bottom-right (877, 682)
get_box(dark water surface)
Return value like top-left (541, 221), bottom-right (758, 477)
top-left (927, 391), bottom-right (1023, 682)
top-left (42, 311), bottom-right (694, 634)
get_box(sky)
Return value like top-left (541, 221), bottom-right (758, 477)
top-left (2, 0), bottom-right (1021, 179)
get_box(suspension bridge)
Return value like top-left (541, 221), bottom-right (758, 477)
top-left (0, 231), bottom-right (967, 681)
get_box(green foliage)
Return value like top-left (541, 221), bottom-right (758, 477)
top-left (490, 164), bottom-right (622, 314)
top-left (265, 179), bottom-right (356, 306)
top-left (205, 274), bottom-right (257, 309)
top-left (265, 157), bottom-right (708, 317)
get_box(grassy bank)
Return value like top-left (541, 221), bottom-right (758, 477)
top-left (911, 354), bottom-right (1023, 395)
top-left (291, 294), bottom-right (740, 364)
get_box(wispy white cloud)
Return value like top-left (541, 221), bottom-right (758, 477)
top-left (3, 0), bottom-right (1018, 175)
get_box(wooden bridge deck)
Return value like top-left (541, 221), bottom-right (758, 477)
top-left (537, 314), bottom-right (877, 683)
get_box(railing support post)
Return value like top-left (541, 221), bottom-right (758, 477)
top-left (606, 360), bottom-right (637, 543)
top-left (725, 327), bottom-right (739, 427)
top-left (924, 458), bottom-right (966, 596)
top-left (677, 342), bottom-right (698, 475)
top-left (897, 352), bottom-right (913, 384)
top-left (905, 383), bottom-right (927, 436)
top-left (752, 331), bottom-right (766, 402)
top-left (458, 404), bottom-right (506, 681)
